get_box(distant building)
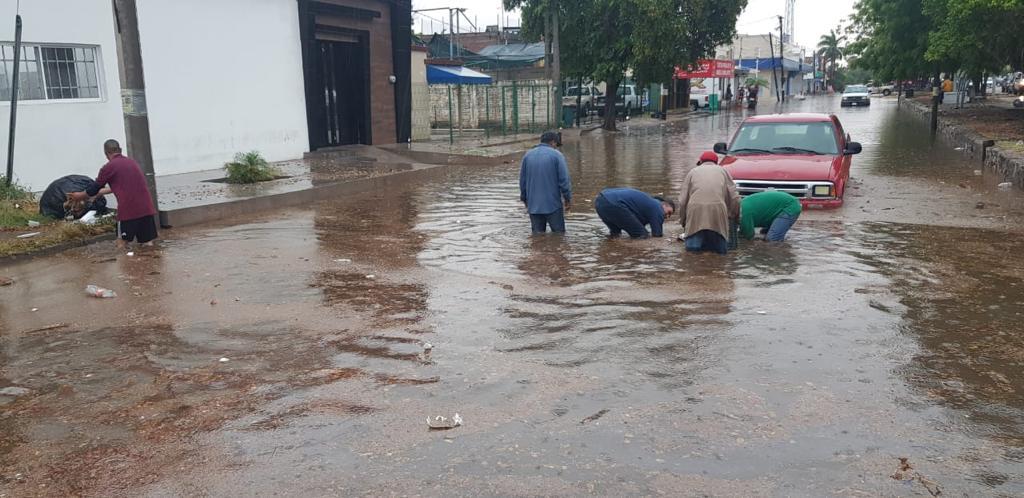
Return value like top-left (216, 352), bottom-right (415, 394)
top-left (1, 0), bottom-right (412, 191)
top-left (423, 31), bottom-right (544, 82)
top-left (715, 34), bottom-right (811, 99)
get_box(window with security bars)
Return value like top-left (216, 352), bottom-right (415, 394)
top-left (0, 44), bottom-right (100, 101)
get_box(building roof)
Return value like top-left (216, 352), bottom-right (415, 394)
top-left (474, 43), bottom-right (544, 63)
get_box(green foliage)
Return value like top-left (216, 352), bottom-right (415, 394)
top-left (224, 151), bottom-right (278, 184)
top-left (849, 0), bottom-right (1024, 80)
top-left (834, 67), bottom-right (873, 91)
top-left (744, 76), bottom-right (769, 88)
top-left (0, 178), bottom-right (32, 201)
top-left (508, 0), bottom-right (746, 130)
top-left (817, 30), bottom-right (845, 83)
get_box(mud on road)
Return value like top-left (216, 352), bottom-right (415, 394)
top-left (1, 96), bottom-right (1023, 496)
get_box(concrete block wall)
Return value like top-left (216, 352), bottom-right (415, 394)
top-left (429, 80), bottom-right (554, 131)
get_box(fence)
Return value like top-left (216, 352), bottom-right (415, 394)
top-left (427, 80), bottom-right (558, 142)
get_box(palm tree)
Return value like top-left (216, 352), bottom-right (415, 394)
top-left (817, 30), bottom-right (845, 86)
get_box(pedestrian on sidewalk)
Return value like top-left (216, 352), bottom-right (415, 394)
top-left (70, 139), bottom-right (158, 247)
top-left (594, 188), bottom-right (675, 239)
top-left (677, 151), bottom-right (741, 254)
top-left (519, 131), bottom-right (571, 234)
top-left (739, 190), bottom-right (802, 242)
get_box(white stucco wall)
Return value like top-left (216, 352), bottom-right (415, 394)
top-left (136, 0), bottom-right (308, 176)
top-left (0, 0), bottom-right (125, 191)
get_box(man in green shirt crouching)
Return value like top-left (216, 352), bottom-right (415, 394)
top-left (740, 191), bottom-right (802, 242)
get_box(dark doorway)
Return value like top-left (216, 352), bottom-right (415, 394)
top-left (315, 37), bottom-right (370, 148)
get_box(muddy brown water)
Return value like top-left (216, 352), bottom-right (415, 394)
top-left (1, 96), bottom-right (1023, 496)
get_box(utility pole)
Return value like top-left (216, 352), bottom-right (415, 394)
top-left (551, 1), bottom-right (561, 129)
top-left (769, 33), bottom-right (781, 103)
top-left (449, 8), bottom-right (454, 58)
top-left (778, 16), bottom-right (786, 102)
top-left (112, 0), bottom-right (159, 216)
top-left (5, 14), bottom-right (22, 187)
top-left (931, 65), bottom-right (940, 141)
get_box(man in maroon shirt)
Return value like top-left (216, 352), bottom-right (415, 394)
top-left (70, 139), bottom-right (158, 247)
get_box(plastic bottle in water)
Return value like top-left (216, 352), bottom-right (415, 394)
top-left (85, 285), bottom-right (117, 298)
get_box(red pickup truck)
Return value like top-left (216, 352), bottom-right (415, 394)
top-left (713, 113), bottom-right (863, 209)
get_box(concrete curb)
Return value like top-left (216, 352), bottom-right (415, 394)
top-left (0, 232), bottom-right (117, 267)
top-left (899, 99), bottom-right (1024, 188)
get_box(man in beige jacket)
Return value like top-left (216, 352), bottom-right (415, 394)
top-left (677, 152), bottom-right (742, 254)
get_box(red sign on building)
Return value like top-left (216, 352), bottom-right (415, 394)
top-left (674, 59), bottom-right (735, 79)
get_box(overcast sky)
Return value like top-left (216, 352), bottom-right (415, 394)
top-left (411, 0), bottom-right (857, 50)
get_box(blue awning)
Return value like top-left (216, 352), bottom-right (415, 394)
top-left (427, 65), bottom-right (493, 85)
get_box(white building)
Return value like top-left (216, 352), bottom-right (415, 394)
top-left (0, 0), bottom-right (126, 191)
top-left (1, 0), bottom-right (413, 192)
top-left (716, 34), bottom-right (811, 99)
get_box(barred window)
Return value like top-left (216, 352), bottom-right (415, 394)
top-left (0, 45), bottom-right (45, 101)
top-left (0, 44), bottom-right (100, 101)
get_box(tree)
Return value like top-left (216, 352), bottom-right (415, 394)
top-left (817, 30), bottom-right (845, 86)
top-left (848, 0), bottom-right (1024, 82)
top-left (846, 0), bottom-right (932, 82)
top-left (509, 0), bottom-right (746, 131)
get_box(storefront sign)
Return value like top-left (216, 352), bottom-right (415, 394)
top-left (674, 60), bottom-right (735, 79)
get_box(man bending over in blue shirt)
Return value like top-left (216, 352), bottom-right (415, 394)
top-left (519, 131), bottom-right (572, 234)
top-left (594, 188), bottom-right (676, 239)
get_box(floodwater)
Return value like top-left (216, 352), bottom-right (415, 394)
top-left (2, 96), bottom-right (1024, 496)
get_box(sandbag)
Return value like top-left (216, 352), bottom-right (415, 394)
top-left (39, 175), bottom-right (109, 219)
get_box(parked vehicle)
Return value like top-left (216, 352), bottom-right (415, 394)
top-left (712, 113), bottom-right (863, 209)
top-left (596, 84), bottom-right (641, 117)
top-left (691, 90), bottom-right (711, 110)
top-left (841, 85), bottom-right (871, 107)
top-left (563, 85), bottom-right (600, 116)
top-left (867, 82), bottom-right (894, 96)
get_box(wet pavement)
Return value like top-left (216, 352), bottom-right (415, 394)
top-left (2, 95), bottom-right (1024, 496)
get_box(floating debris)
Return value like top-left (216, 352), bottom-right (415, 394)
top-left (427, 413), bottom-right (462, 430)
top-left (581, 409), bottom-right (610, 425)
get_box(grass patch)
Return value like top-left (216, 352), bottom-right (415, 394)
top-left (224, 151), bottom-right (279, 184)
top-left (0, 218), bottom-right (115, 258)
top-left (0, 178), bottom-right (32, 201)
top-left (0, 201), bottom-right (50, 228)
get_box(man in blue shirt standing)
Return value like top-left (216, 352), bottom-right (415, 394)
top-left (519, 131), bottom-right (572, 234)
top-left (594, 187), bottom-right (676, 239)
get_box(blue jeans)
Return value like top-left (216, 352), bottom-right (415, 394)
top-left (594, 194), bottom-right (649, 238)
top-left (766, 212), bottom-right (799, 241)
top-left (685, 230), bottom-right (729, 254)
top-left (530, 209), bottom-right (566, 234)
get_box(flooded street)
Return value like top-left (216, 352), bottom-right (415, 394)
top-left (3, 96), bottom-right (1024, 496)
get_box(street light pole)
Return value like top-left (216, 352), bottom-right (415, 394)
top-left (5, 14), bottom-right (22, 187)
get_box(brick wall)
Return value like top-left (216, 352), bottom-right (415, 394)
top-left (316, 0), bottom-right (397, 144)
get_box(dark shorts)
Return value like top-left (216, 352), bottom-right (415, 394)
top-left (118, 215), bottom-right (158, 244)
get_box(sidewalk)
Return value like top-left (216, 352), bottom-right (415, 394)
top-left (156, 143), bottom-right (528, 228)
top-left (903, 94), bottom-right (1024, 187)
